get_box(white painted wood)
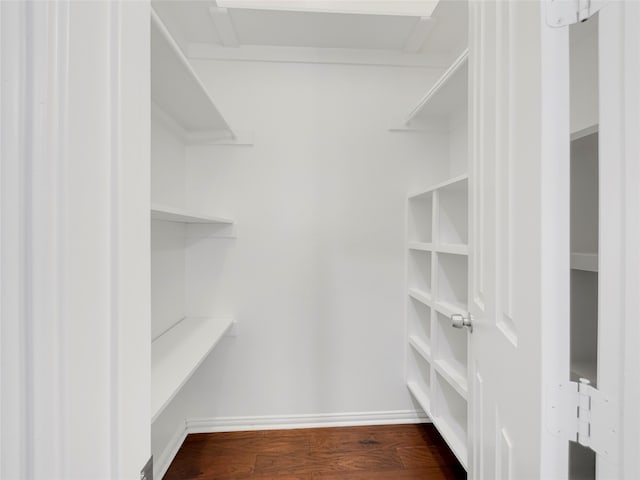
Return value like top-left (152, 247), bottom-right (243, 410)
top-left (409, 288), bottom-right (433, 307)
top-left (407, 381), bottom-right (432, 415)
top-left (214, 0), bottom-right (441, 17)
top-left (404, 131), bottom-right (469, 469)
top-left (189, 43), bottom-right (451, 67)
top-left (151, 204), bottom-right (233, 224)
top-left (209, 7), bottom-right (239, 47)
top-left (404, 17), bottom-right (436, 53)
top-left (408, 173), bottom-right (468, 198)
top-left (468, 1), bottom-right (571, 478)
top-left (409, 334), bottom-right (432, 362)
top-left (151, 317), bottom-right (233, 422)
top-left (1, 2), bottom-right (151, 478)
top-left (405, 50), bottom-right (468, 128)
top-left (614, 4), bottom-right (640, 478)
top-left (432, 372), bottom-right (468, 469)
top-left (597, 2), bottom-right (640, 476)
top-left (151, 8), bottom-right (234, 136)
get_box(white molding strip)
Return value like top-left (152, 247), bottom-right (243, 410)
top-left (186, 409), bottom-right (430, 433)
top-left (154, 421), bottom-right (188, 480)
top-left (188, 43), bottom-right (452, 68)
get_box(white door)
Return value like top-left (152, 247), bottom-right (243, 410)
top-left (466, 1), bottom-right (573, 478)
top-left (466, 1), bottom-right (640, 479)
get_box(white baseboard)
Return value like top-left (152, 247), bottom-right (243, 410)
top-left (155, 409), bottom-right (429, 478)
top-left (186, 409), bottom-right (430, 433)
top-left (154, 421), bottom-right (188, 480)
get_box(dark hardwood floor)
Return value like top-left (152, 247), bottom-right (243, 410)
top-left (164, 423), bottom-right (467, 479)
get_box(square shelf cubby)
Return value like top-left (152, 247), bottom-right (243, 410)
top-left (408, 296), bottom-right (432, 344)
top-left (408, 192), bottom-right (434, 244)
top-left (432, 372), bottom-right (468, 466)
top-left (435, 253), bottom-right (468, 313)
top-left (408, 249), bottom-right (432, 298)
top-left (407, 344), bottom-right (432, 398)
top-left (434, 311), bottom-right (468, 392)
top-left (437, 180), bottom-right (468, 246)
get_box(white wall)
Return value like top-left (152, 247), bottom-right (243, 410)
top-left (150, 59), bottom-right (452, 460)
top-left (151, 118), bottom-right (188, 339)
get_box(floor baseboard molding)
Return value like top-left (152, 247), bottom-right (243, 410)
top-left (186, 409), bottom-right (430, 434)
top-left (156, 410), bottom-right (429, 478)
top-left (154, 420), bottom-right (188, 480)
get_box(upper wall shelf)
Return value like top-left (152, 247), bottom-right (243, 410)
top-left (404, 49), bottom-right (468, 128)
top-left (151, 9), bottom-right (234, 140)
top-left (151, 317), bottom-right (233, 422)
top-left (151, 204), bottom-right (233, 224)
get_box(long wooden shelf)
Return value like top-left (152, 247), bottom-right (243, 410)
top-left (151, 204), bottom-right (233, 224)
top-left (404, 49), bottom-right (469, 128)
top-left (151, 9), bottom-right (233, 138)
top-left (151, 317), bottom-right (233, 422)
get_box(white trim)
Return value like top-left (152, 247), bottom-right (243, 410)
top-left (186, 410), bottom-right (429, 433)
top-left (404, 17), bottom-right (436, 53)
top-left (153, 421), bottom-right (188, 480)
top-left (215, 0), bottom-right (441, 17)
top-left (209, 7), bottom-right (239, 48)
top-left (188, 43), bottom-right (452, 68)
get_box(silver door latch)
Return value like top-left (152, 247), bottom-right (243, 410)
top-left (451, 312), bottom-right (473, 333)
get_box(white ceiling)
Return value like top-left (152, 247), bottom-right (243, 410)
top-left (152, 0), bottom-right (467, 65)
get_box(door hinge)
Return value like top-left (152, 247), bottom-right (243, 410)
top-left (548, 378), bottom-right (619, 462)
top-left (547, 0), bottom-right (604, 27)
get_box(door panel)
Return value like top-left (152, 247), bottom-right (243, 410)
top-left (469, 1), bottom-right (571, 478)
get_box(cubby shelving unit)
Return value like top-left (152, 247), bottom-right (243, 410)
top-left (404, 46), bottom-right (469, 470)
top-left (151, 317), bottom-right (233, 422)
top-left (150, 6), bottom-right (237, 433)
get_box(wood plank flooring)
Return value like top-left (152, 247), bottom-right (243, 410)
top-left (164, 424), bottom-right (466, 480)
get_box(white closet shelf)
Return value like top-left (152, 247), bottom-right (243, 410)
top-left (151, 9), bottom-right (234, 138)
top-left (151, 317), bottom-right (233, 422)
top-left (409, 288), bottom-right (433, 307)
top-left (431, 414), bottom-right (468, 470)
top-left (434, 359), bottom-right (468, 400)
top-left (408, 173), bottom-right (469, 199)
top-left (407, 381), bottom-right (432, 416)
top-left (434, 300), bottom-right (466, 319)
top-left (151, 204), bottom-right (233, 224)
top-left (571, 252), bottom-right (598, 272)
top-left (435, 244), bottom-right (468, 255)
top-left (408, 241), bottom-right (434, 251)
top-left (404, 49), bottom-right (469, 127)
top-left (409, 334), bottom-right (432, 363)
